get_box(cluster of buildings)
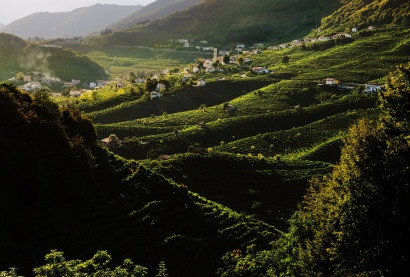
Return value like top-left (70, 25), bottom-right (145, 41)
top-left (321, 78), bottom-right (383, 94)
top-left (268, 26), bottom-right (376, 51)
top-left (12, 73), bottom-right (62, 92)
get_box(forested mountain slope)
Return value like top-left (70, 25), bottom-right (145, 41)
top-left (108, 0), bottom-right (204, 31)
top-left (99, 0), bottom-right (342, 47)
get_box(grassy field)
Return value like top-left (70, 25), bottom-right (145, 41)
top-left (68, 44), bottom-right (212, 76)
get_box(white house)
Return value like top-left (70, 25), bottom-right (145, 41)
top-left (318, 36), bottom-right (331, 41)
top-left (192, 66), bottom-right (200, 73)
top-left (156, 83), bottom-right (166, 91)
top-left (331, 33), bottom-right (351, 39)
top-left (279, 43), bottom-right (289, 49)
top-left (64, 82), bottom-right (76, 87)
top-left (150, 91), bottom-right (161, 99)
top-left (178, 39), bottom-right (190, 47)
top-left (97, 80), bottom-right (110, 87)
top-left (364, 84), bottom-right (382, 94)
top-left (252, 67), bottom-right (269, 74)
top-left (24, 75), bottom-right (32, 82)
top-left (367, 26), bottom-right (377, 31)
top-left (71, 79), bottom-right (81, 85)
top-left (22, 81), bottom-right (42, 91)
top-left (352, 27), bottom-right (358, 33)
top-left (200, 40), bottom-right (208, 44)
top-left (236, 44), bottom-right (245, 49)
top-left (89, 82), bottom-right (97, 89)
top-left (206, 67), bottom-right (216, 73)
top-left (70, 90), bottom-right (82, 97)
top-left (197, 79), bottom-right (206, 86)
top-left (325, 78), bottom-right (339, 85)
top-left (203, 59), bottom-right (214, 68)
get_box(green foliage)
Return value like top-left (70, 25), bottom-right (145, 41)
top-left (155, 261), bottom-right (168, 277)
top-left (87, 81), bottom-right (269, 124)
top-left (101, 0), bottom-right (342, 47)
top-left (33, 250), bottom-right (148, 277)
top-left (0, 33), bottom-right (106, 82)
top-left (379, 63), bottom-right (410, 124)
top-left (0, 83), bottom-right (277, 277)
top-left (281, 56), bottom-right (290, 64)
top-left (218, 64), bottom-right (410, 276)
top-left (316, 0), bottom-right (410, 35)
top-left (0, 268), bottom-right (18, 277)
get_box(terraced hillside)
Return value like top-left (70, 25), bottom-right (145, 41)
top-left (76, 28), bottom-right (409, 231)
top-left (0, 83), bottom-right (276, 277)
top-left (315, 0), bottom-right (410, 35)
top-left (88, 80), bottom-right (271, 124)
top-left (1, 1), bottom-right (409, 275)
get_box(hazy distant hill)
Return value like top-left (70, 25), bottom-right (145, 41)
top-left (1, 4), bottom-right (142, 39)
top-left (0, 23), bottom-right (4, 29)
top-left (0, 33), bottom-right (105, 81)
top-left (316, 0), bottom-right (410, 35)
top-left (101, 0), bottom-right (342, 47)
top-left (109, 0), bottom-right (204, 31)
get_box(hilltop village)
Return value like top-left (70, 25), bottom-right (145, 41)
top-left (7, 25), bottom-right (382, 103)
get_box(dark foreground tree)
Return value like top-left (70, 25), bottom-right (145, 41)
top-left (219, 64), bottom-right (410, 276)
top-left (272, 63), bottom-right (410, 276)
top-left (33, 250), bottom-right (148, 277)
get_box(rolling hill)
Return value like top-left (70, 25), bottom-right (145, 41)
top-left (0, 82), bottom-right (276, 276)
top-left (0, 33), bottom-right (106, 82)
top-left (82, 26), bottom-right (408, 236)
top-left (1, 4), bottom-right (143, 39)
top-left (99, 0), bottom-right (342, 47)
top-left (316, 0), bottom-right (410, 35)
top-left (0, 23), bottom-right (4, 29)
top-left (1, 1), bottom-right (409, 276)
top-left (108, 0), bottom-right (204, 31)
